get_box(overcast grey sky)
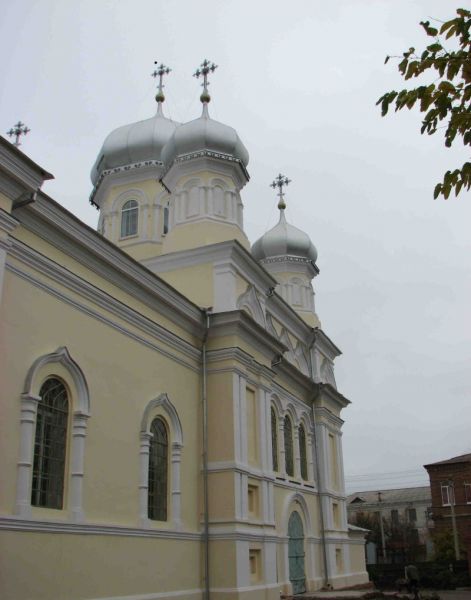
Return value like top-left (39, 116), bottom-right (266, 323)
top-left (2, 1), bottom-right (470, 493)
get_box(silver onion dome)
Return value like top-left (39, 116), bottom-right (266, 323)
top-left (252, 209), bottom-right (318, 263)
top-left (161, 104), bottom-right (249, 169)
top-left (90, 106), bottom-right (180, 185)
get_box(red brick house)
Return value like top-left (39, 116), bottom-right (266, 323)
top-left (424, 453), bottom-right (471, 567)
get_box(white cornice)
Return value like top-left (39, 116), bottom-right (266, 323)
top-left (206, 346), bottom-right (275, 382)
top-left (209, 310), bottom-right (287, 360)
top-left (15, 194), bottom-right (204, 336)
top-left (0, 208), bottom-right (18, 234)
top-left (312, 327), bottom-right (342, 359)
top-left (314, 405), bottom-right (346, 429)
top-left (0, 516), bottom-right (201, 540)
top-left (162, 153), bottom-right (249, 191)
top-left (90, 161), bottom-right (165, 208)
top-left (7, 255), bottom-right (200, 370)
top-left (145, 239), bottom-right (277, 291)
top-left (0, 137), bottom-right (53, 201)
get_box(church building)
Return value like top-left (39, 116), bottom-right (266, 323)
top-left (0, 61), bottom-right (368, 600)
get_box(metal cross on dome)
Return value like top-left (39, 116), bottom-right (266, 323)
top-left (271, 173), bottom-right (291, 210)
top-left (193, 59), bottom-right (218, 103)
top-left (7, 121), bottom-right (30, 147)
top-left (151, 61), bottom-right (171, 102)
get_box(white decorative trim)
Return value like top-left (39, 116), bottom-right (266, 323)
top-left (237, 284), bottom-right (266, 328)
top-left (0, 516), bottom-right (201, 540)
top-left (87, 589), bottom-right (202, 600)
top-left (140, 394), bottom-right (184, 529)
top-left (6, 243), bottom-right (200, 365)
top-left (16, 347), bottom-right (90, 520)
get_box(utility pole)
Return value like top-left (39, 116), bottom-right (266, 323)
top-left (377, 492), bottom-right (386, 562)
top-left (448, 480), bottom-right (460, 560)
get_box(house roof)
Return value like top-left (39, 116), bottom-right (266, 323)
top-left (424, 453), bottom-right (471, 468)
top-left (347, 486), bottom-right (431, 506)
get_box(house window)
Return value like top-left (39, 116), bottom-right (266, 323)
top-left (31, 378), bottom-right (69, 509)
top-left (284, 415), bottom-right (294, 477)
top-left (148, 417), bottom-right (168, 521)
top-left (441, 482), bottom-right (455, 506)
top-left (163, 205), bottom-right (169, 234)
top-left (271, 407), bottom-right (278, 472)
top-left (407, 508), bottom-right (417, 523)
top-left (465, 483), bottom-right (471, 504)
top-left (121, 199), bottom-right (138, 237)
top-left (299, 424), bottom-right (307, 480)
top-left (391, 509), bottom-right (399, 525)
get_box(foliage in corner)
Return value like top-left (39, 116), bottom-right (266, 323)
top-left (377, 8), bottom-right (471, 199)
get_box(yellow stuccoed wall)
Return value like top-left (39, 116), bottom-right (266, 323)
top-left (0, 531), bottom-right (201, 600)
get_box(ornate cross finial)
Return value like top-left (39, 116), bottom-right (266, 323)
top-left (151, 61), bottom-right (171, 105)
top-left (193, 59), bottom-right (218, 104)
top-left (7, 121), bottom-right (30, 147)
top-left (270, 173), bottom-right (291, 210)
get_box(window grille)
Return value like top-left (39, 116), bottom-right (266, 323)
top-left (121, 199), bottom-right (138, 238)
top-left (407, 508), bottom-right (417, 522)
top-left (31, 378), bottom-right (69, 509)
top-left (391, 509), bottom-right (399, 525)
top-left (299, 424), bottom-right (307, 480)
top-left (271, 407), bottom-right (278, 471)
top-left (284, 415), bottom-right (294, 477)
top-left (148, 417), bottom-right (168, 521)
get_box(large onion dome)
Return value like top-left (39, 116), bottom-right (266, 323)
top-left (252, 208), bottom-right (318, 263)
top-left (161, 103), bottom-right (249, 169)
top-left (90, 101), bottom-right (180, 186)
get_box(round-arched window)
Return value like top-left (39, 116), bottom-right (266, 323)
top-left (121, 199), bottom-right (139, 238)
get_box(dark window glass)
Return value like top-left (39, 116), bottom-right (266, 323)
top-left (163, 205), bottom-right (169, 235)
top-left (284, 416), bottom-right (294, 477)
top-left (299, 424), bottom-right (307, 480)
top-left (32, 378), bottom-right (69, 509)
top-left (148, 417), bottom-right (168, 521)
top-left (391, 509), bottom-right (399, 525)
top-left (408, 508), bottom-right (417, 522)
top-left (121, 199), bottom-right (138, 237)
top-left (271, 407), bottom-right (278, 472)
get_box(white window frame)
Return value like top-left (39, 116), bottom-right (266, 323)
top-left (120, 199), bottom-right (139, 238)
top-left (465, 482), bottom-right (471, 504)
top-left (441, 482), bottom-right (455, 506)
top-left (139, 393), bottom-right (183, 529)
top-left (16, 347), bottom-right (90, 522)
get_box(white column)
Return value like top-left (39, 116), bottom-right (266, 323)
top-left (171, 441), bottom-right (182, 529)
top-left (232, 373), bottom-right (242, 463)
top-left (69, 412), bottom-right (89, 522)
top-left (139, 432), bottom-right (152, 525)
top-left (15, 393), bottom-right (41, 517)
top-left (293, 426), bottom-right (301, 479)
top-left (279, 419), bottom-right (286, 478)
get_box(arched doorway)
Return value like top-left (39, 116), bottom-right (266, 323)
top-left (288, 510), bottom-right (306, 594)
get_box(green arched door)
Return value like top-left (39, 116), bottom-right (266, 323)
top-left (288, 511), bottom-right (306, 594)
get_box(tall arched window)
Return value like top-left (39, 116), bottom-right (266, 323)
top-left (299, 424), bottom-right (308, 480)
top-left (32, 378), bottom-right (69, 509)
top-left (284, 415), bottom-right (294, 477)
top-left (163, 204), bottom-right (169, 234)
top-left (121, 199), bottom-right (139, 238)
top-left (271, 407), bottom-right (279, 472)
top-left (148, 417), bottom-right (168, 521)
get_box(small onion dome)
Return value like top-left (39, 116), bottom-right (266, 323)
top-left (252, 209), bottom-right (318, 263)
top-left (90, 106), bottom-right (180, 185)
top-left (161, 105), bottom-right (249, 168)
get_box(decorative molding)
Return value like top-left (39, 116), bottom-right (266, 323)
top-left (7, 262), bottom-right (200, 375)
top-left (90, 159), bottom-right (164, 208)
top-left (0, 516), bottom-right (201, 540)
top-left (15, 195), bottom-right (204, 334)
top-left (237, 284), bottom-right (266, 328)
top-left (140, 394), bottom-right (184, 529)
top-left (7, 239), bottom-right (201, 364)
top-left (162, 152), bottom-right (249, 191)
top-left (0, 208), bottom-right (19, 234)
top-left (16, 347), bottom-right (90, 520)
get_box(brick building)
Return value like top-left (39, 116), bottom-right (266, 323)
top-left (424, 453), bottom-right (471, 564)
